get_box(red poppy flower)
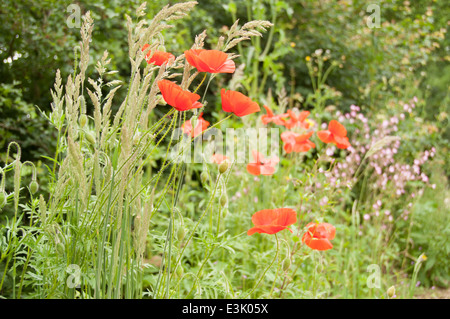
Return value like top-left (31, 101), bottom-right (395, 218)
top-left (182, 112), bottom-right (210, 138)
top-left (317, 120), bottom-right (351, 149)
top-left (248, 208), bottom-right (297, 235)
top-left (142, 44), bottom-right (175, 66)
top-left (246, 150), bottom-right (279, 176)
top-left (261, 105), bottom-right (289, 125)
top-left (281, 131), bottom-right (316, 154)
top-left (221, 89), bottom-right (261, 117)
top-left (158, 80), bottom-right (203, 112)
top-left (283, 110), bottom-right (311, 129)
top-left (302, 222), bottom-right (336, 251)
top-left (184, 49), bottom-right (235, 73)
top-left (211, 153), bottom-right (229, 164)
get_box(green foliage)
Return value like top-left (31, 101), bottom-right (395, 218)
top-left (0, 0), bottom-right (448, 299)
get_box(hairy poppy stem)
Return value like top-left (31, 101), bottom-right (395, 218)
top-left (193, 72), bottom-right (207, 94)
top-left (243, 233), bottom-right (280, 299)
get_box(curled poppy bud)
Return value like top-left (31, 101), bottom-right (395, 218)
top-left (177, 227), bottom-right (186, 242)
top-left (221, 89), bottom-right (261, 117)
top-left (79, 114), bottom-right (88, 128)
top-left (85, 132), bottom-right (96, 145)
top-left (30, 180), bottom-right (39, 194)
top-left (200, 171), bottom-right (209, 184)
top-left (184, 49), bottom-right (235, 73)
top-left (247, 208), bottom-right (297, 235)
top-left (176, 265), bottom-right (184, 278)
top-left (220, 194), bottom-right (228, 207)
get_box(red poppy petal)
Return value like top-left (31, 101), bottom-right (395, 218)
top-left (263, 105), bottom-right (274, 117)
top-left (273, 208), bottom-right (297, 227)
top-left (317, 130), bottom-right (333, 143)
top-left (329, 120), bottom-right (347, 137)
top-left (261, 115), bottom-right (273, 125)
top-left (306, 238), bottom-right (333, 251)
top-left (221, 89), bottom-right (232, 113)
top-left (294, 131), bottom-right (314, 143)
top-left (283, 142), bottom-right (294, 154)
top-left (320, 223), bottom-right (336, 240)
top-left (247, 225), bottom-right (286, 235)
top-left (334, 136), bottom-right (351, 149)
top-left (251, 209), bottom-right (278, 226)
top-left (260, 164), bottom-right (276, 175)
top-left (298, 110), bottom-right (310, 122)
top-left (198, 50), bottom-right (228, 71)
top-left (218, 59), bottom-right (236, 73)
top-left (158, 80), bottom-right (179, 107)
top-left (246, 163), bottom-right (261, 175)
top-left (185, 50), bottom-right (213, 72)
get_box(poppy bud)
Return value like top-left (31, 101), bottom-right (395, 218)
top-left (85, 132), bottom-right (96, 145)
top-left (79, 95), bottom-right (86, 112)
top-left (220, 194), bottom-right (227, 207)
top-left (200, 171), bottom-right (208, 184)
top-left (177, 227), bottom-right (186, 242)
top-left (79, 114), bottom-right (88, 128)
top-left (176, 265), bottom-right (184, 278)
top-left (387, 286), bottom-right (395, 298)
top-left (30, 180), bottom-right (39, 194)
top-left (282, 258), bottom-right (291, 271)
top-left (218, 162), bottom-right (228, 174)
top-left (0, 191), bottom-right (6, 208)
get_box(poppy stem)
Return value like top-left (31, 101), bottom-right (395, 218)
top-left (201, 74), bottom-right (215, 104)
top-left (243, 233), bottom-right (280, 299)
top-left (198, 114), bottom-right (233, 139)
top-left (193, 72), bottom-right (207, 94)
